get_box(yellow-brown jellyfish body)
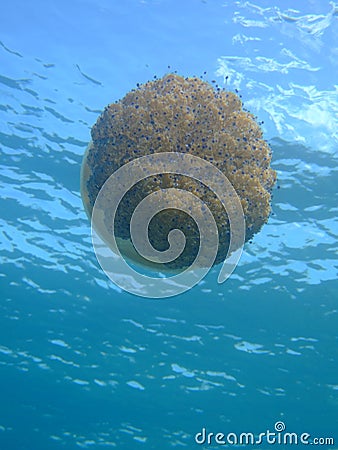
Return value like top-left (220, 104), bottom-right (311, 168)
top-left (81, 74), bottom-right (276, 271)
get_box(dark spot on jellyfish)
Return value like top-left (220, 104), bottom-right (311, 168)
top-left (80, 73), bottom-right (277, 271)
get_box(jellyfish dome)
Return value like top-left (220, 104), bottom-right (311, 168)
top-left (80, 74), bottom-right (276, 271)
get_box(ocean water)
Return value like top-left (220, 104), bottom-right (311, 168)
top-left (1, 0), bottom-right (338, 449)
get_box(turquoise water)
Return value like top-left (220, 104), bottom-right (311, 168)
top-left (1, 0), bottom-right (338, 448)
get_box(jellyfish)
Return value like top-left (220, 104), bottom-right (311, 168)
top-left (81, 74), bottom-right (276, 271)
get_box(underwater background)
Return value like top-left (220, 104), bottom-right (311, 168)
top-left (1, 0), bottom-right (337, 448)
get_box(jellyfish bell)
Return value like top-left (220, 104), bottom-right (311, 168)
top-left (80, 73), bottom-right (276, 273)
top-left (81, 143), bottom-right (167, 272)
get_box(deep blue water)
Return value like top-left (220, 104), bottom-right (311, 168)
top-left (1, 0), bottom-right (338, 449)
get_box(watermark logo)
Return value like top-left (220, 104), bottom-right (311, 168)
top-left (274, 421), bottom-right (286, 433)
top-left (195, 421), bottom-right (335, 446)
top-left (91, 152), bottom-right (245, 298)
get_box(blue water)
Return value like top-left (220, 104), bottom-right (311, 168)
top-left (1, 0), bottom-right (338, 449)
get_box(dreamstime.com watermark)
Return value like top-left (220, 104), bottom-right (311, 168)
top-left (91, 152), bottom-right (245, 298)
top-left (194, 422), bottom-right (335, 446)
